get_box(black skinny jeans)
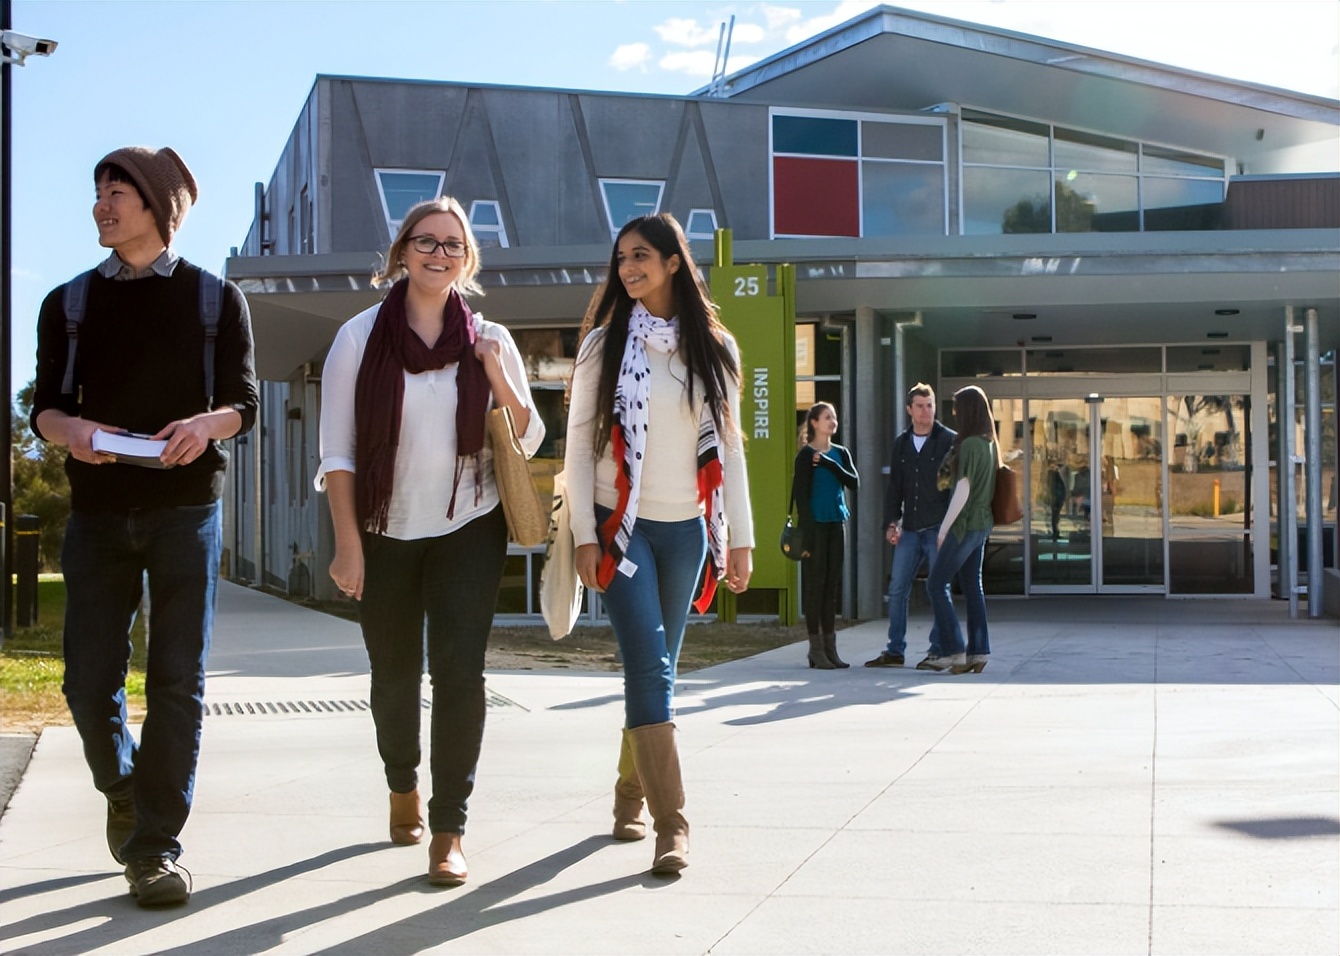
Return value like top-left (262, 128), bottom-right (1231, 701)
top-left (803, 521), bottom-right (846, 636)
top-left (357, 505), bottom-right (508, 835)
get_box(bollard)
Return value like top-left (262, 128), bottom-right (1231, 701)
top-left (1213, 479), bottom-right (1221, 518)
top-left (15, 514), bottom-right (41, 628)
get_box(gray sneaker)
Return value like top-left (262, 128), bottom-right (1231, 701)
top-left (125, 857), bottom-right (191, 907)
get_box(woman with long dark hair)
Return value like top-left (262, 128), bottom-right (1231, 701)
top-left (923, 385), bottom-right (997, 674)
top-left (318, 197), bottom-right (543, 885)
top-left (565, 213), bottom-right (754, 874)
top-left (792, 402), bottom-right (859, 668)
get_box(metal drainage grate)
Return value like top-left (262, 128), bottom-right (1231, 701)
top-left (206, 690), bottom-right (520, 718)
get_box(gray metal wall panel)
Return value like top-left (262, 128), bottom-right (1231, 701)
top-left (698, 101), bottom-right (771, 237)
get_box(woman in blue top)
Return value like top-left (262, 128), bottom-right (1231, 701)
top-left (792, 402), bottom-right (860, 669)
top-left (924, 385), bottom-right (998, 674)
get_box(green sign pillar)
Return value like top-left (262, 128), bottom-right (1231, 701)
top-left (710, 229), bottom-right (798, 624)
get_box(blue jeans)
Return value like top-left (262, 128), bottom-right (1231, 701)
top-left (61, 502), bottom-right (222, 862)
top-left (358, 506), bottom-right (508, 835)
top-left (596, 506), bottom-right (707, 729)
top-left (926, 528), bottom-right (991, 658)
top-left (885, 527), bottom-right (941, 657)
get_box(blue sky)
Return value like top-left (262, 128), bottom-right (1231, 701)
top-left (7, 0), bottom-right (1338, 395)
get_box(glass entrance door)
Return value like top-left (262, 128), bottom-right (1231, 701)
top-left (1029, 397), bottom-right (1165, 592)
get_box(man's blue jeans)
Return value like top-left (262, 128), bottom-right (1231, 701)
top-left (597, 507), bottom-right (707, 729)
top-left (926, 527), bottom-right (991, 658)
top-left (885, 527), bottom-right (940, 658)
top-left (61, 502), bottom-right (222, 862)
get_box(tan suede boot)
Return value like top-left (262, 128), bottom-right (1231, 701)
top-left (389, 789), bottom-right (424, 845)
top-left (628, 721), bottom-right (689, 874)
top-left (613, 729), bottom-right (647, 841)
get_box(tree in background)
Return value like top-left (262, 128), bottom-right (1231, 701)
top-left (11, 380), bottom-right (70, 570)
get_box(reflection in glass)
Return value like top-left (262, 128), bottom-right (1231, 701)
top-left (961, 111), bottom-right (1050, 166)
top-left (1142, 177), bottom-right (1225, 231)
top-left (941, 349), bottom-right (1023, 378)
top-left (1028, 399), bottom-right (1093, 586)
top-left (986, 397), bottom-right (1025, 594)
top-left (1098, 399), bottom-right (1164, 588)
top-left (1141, 144), bottom-right (1225, 178)
top-left (1054, 129), bottom-right (1138, 173)
top-left (964, 167), bottom-right (1051, 234)
top-left (1167, 345), bottom-right (1250, 373)
top-left (1167, 394), bottom-right (1252, 593)
top-left (862, 161), bottom-right (945, 236)
top-left (1055, 173), bottom-right (1138, 232)
top-left (1026, 348), bottom-right (1160, 375)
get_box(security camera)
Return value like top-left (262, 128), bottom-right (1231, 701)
top-left (1, 31), bottom-right (58, 65)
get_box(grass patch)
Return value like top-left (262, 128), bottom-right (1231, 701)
top-left (293, 592), bottom-right (822, 672)
top-left (2, 575), bottom-right (147, 733)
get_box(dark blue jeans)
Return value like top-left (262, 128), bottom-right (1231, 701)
top-left (885, 526), bottom-right (941, 657)
top-left (358, 505), bottom-right (507, 835)
top-left (61, 502), bottom-right (222, 862)
top-left (596, 506), bottom-right (707, 729)
top-left (926, 527), bottom-right (991, 658)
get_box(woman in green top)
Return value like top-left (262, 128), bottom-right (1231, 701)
top-left (923, 385), bottom-right (998, 674)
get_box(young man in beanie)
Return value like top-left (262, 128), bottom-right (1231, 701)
top-left (31, 147), bottom-right (258, 907)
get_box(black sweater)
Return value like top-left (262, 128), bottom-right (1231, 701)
top-left (792, 443), bottom-right (859, 553)
top-left (882, 421), bottom-right (956, 532)
top-left (31, 263), bottom-right (259, 512)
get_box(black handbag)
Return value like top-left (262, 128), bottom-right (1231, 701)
top-left (780, 483), bottom-right (805, 560)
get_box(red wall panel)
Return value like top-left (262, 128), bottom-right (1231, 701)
top-left (773, 157), bottom-right (859, 236)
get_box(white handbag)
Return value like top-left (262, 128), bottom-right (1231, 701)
top-left (539, 470), bottom-right (584, 639)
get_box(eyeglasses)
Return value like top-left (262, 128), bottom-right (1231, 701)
top-left (407, 235), bottom-right (468, 257)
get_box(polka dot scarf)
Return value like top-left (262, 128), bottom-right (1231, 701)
top-left (597, 304), bottom-right (726, 612)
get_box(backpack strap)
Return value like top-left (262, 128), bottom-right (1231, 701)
top-left (198, 269), bottom-right (223, 407)
top-left (59, 270), bottom-right (95, 396)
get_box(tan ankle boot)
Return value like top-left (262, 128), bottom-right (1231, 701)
top-left (628, 721), bottom-right (689, 874)
top-left (427, 832), bottom-right (468, 886)
top-left (613, 728), bottom-right (647, 841)
top-left (389, 789), bottom-right (424, 845)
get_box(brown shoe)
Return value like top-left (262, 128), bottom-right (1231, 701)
top-left (428, 832), bottom-right (468, 886)
top-left (864, 652), bottom-right (905, 668)
top-left (389, 790), bottom-right (424, 845)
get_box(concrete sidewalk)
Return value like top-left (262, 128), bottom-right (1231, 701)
top-left (1, 583), bottom-right (1336, 955)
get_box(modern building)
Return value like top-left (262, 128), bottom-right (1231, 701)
top-left (224, 4), bottom-right (1340, 619)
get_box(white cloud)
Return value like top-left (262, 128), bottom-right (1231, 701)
top-left (654, 17), bottom-right (719, 47)
top-left (760, 4), bottom-right (803, 31)
top-left (658, 50), bottom-right (718, 77)
top-left (609, 42), bottom-right (652, 72)
top-left (729, 23), bottom-right (767, 45)
top-left (785, 0), bottom-right (881, 44)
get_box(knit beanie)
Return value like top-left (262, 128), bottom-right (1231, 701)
top-left (95, 146), bottom-right (198, 247)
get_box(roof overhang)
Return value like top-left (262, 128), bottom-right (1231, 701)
top-left (228, 230), bottom-right (1337, 382)
top-left (701, 5), bottom-right (1339, 167)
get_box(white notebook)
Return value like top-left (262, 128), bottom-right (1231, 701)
top-left (91, 430), bottom-right (171, 469)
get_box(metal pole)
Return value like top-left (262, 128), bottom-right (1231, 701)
top-left (1303, 307), bottom-right (1323, 618)
top-left (2, 0), bottom-right (14, 640)
top-left (1281, 307), bottom-right (1299, 617)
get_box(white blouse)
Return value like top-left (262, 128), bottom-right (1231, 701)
top-left (317, 301), bottom-right (544, 541)
top-left (563, 324), bottom-right (754, 551)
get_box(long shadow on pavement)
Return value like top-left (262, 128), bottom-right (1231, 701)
top-left (3, 843), bottom-right (383, 956)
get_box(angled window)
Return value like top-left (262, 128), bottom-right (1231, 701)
top-left (374, 169), bottom-right (445, 233)
top-left (685, 208), bottom-right (718, 240)
top-left (469, 200), bottom-right (509, 249)
top-left (599, 179), bottom-right (664, 238)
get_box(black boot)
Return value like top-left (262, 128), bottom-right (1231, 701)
top-left (807, 634), bottom-right (835, 669)
top-left (823, 633), bottom-right (849, 668)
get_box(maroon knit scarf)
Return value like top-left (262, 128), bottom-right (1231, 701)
top-left (354, 280), bottom-right (489, 533)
